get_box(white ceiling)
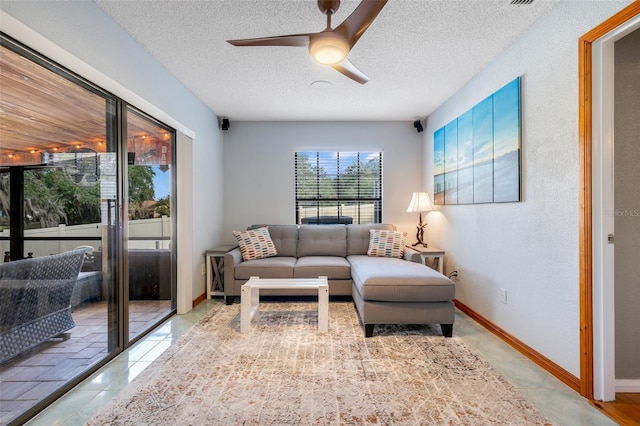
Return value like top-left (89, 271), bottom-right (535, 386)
top-left (95, 0), bottom-right (560, 122)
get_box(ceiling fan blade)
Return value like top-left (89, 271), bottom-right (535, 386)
top-left (334, 0), bottom-right (388, 48)
top-left (331, 58), bottom-right (370, 85)
top-left (227, 34), bottom-right (313, 47)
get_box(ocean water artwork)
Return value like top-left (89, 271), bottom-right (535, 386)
top-left (433, 77), bottom-right (521, 204)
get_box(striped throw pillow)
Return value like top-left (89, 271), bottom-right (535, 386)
top-left (233, 227), bottom-right (278, 261)
top-left (367, 229), bottom-right (407, 258)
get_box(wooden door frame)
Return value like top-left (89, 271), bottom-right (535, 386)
top-left (578, 1), bottom-right (640, 399)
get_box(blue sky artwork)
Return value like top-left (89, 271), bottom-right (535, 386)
top-left (434, 77), bottom-right (521, 204)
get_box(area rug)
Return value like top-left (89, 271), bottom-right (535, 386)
top-left (88, 301), bottom-right (550, 425)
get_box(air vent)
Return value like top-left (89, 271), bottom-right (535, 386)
top-left (510, 0), bottom-right (534, 5)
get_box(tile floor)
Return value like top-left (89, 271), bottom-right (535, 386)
top-left (0, 300), bottom-right (171, 425)
top-left (25, 300), bottom-right (616, 426)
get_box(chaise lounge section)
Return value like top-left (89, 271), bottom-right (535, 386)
top-left (225, 224), bottom-right (455, 337)
top-left (349, 254), bottom-right (455, 337)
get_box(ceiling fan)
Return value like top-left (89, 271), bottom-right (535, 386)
top-left (227, 0), bottom-right (388, 84)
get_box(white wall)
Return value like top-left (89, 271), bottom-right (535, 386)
top-left (1, 1), bottom-right (224, 305)
top-left (422, 0), bottom-right (634, 377)
top-left (223, 121), bottom-right (423, 243)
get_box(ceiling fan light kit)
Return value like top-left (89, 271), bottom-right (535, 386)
top-left (309, 33), bottom-right (349, 65)
top-left (227, 0), bottom-right (388, 84)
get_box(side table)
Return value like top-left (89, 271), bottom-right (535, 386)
top-left (408, 246), bottom-right (445, 274)
top-left (205, 245), bottom-right (237, 299)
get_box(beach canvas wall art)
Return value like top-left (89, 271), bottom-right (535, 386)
top-left (434, 77), bottom-right (521, 205)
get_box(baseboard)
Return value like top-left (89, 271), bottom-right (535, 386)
top-left (615, 379), bottom-right (640, 393)
top-left (454, 299), bottom-right (580, 393)
top-left (192, 292), bottom-right (206, 308)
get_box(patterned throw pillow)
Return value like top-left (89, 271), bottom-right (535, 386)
top-left (233, 227), bottom-right (278, 261)
top-left (367, 229), bottom-right (407, 258)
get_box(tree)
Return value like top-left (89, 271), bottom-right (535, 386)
top-left (340, 156), bottom-right (380, 199)
top-left (0, 173), bottom-right (11, 230)
top-left (1, 158), bottom-right (159, 233)
top-left (46, 168), bottom-right (102, 224)
top-left (154, 195), bottom-right (171, 217)
top-left (23, 169), bottom-right (70, 228)
top-left (128, 165), bottom-right (156, 219)
top-left (295, 152), bottom-right (336, 200)
top-left (0, 167), bottom-right (105, 229)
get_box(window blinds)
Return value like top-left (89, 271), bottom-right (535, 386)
top-left (295, 151), bottom-right (382, 224)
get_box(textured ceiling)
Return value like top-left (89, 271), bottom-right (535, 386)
top-left (95, 0), bottom-right (560, 121)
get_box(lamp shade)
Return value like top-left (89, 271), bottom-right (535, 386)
top-left (406, 192), bottom-right (434, 213)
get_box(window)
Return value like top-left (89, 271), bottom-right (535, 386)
top-left (295, 151), bottom-right (382, 224)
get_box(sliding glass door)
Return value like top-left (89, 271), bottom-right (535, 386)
top-left (0, 38), bottom-right (120, 424)
top-left (125, 107), bottom-right (176, 343)
top-left (0, 35), bottom-right (177, 424)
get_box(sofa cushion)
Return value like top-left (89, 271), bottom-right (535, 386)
top-left (248, 225), bottom-right (299, 257)
top-left (346, 224), bottom-right (396, 256)
top-left (294, 256), bottom-right (352, 280)
top-left (233, 227), bottom-right (277, 261)
top-left (297, 225), bottom-right (347, 257)
top-left (367, 229), bottom-right (407, 258)
top-left (348, 255), bottom-right (455, 302)
top-left (235, 257), bottom-right (297, 280)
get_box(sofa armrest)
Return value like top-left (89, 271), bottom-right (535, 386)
top-left (224, 248), bottom-right (243, 296)
top-left (403, 246), bottom-right (423, 264)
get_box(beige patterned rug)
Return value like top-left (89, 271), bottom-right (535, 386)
top-left (88, 300), bottom-right (550, 425)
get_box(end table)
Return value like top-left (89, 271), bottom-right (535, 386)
top-left (205, 245), bottom-right (237, 299)
top-left (407, 246), bottom-right (445, 274)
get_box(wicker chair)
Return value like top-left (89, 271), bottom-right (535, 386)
top-left (0, 248), bottom-right (87, 363)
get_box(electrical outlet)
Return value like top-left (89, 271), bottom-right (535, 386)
top-left (450, 266), bottom-right (460, 281)
top-left (499, 288), bottom-right (507, 304)
top-left (201, 264), bottom-right (206, 276)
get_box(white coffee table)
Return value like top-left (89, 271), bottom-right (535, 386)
top-left (240, 276), bottom-right (329, 333)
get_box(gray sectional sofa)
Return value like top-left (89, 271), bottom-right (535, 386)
top-left (224, 224), bottom-right (455, 337)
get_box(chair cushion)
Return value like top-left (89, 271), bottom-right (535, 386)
top-left (294, 256), bottom-right (352, 280)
